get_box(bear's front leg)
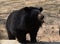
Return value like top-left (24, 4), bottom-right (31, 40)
top-left (30, 29), bottom-right (38, 43)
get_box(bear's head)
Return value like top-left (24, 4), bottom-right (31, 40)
top-left (24, 7), bottom-right (44, 25)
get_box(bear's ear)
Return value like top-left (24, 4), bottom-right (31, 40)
top-left (39, 7), bottom-right (43, 12)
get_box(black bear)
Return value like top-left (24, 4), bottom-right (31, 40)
top-left (6, 7), bottom-right (44, 43)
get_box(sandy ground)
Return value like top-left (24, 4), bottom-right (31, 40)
top-left (0, 0), bottom-right (60, 44)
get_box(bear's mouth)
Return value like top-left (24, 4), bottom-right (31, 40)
top-left (42, 20), bottom-right (44, 23)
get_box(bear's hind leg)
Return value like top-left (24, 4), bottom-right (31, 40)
top-left (7, 30), bottom-right (15, 40)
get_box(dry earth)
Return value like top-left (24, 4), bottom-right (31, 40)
top-left (0, 0), bottom-right (60, 44)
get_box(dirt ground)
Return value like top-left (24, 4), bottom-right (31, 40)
top-left (0, 0), bottom-right (60, 44)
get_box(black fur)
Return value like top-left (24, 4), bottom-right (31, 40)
top-left (6, 7), bottom-right (44, 43)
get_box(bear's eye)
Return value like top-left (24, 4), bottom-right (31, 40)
top-left (33, 9), bottom-right (40, 13)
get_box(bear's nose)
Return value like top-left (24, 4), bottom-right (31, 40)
top-left (40, 15), bottom-right (44, 20)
